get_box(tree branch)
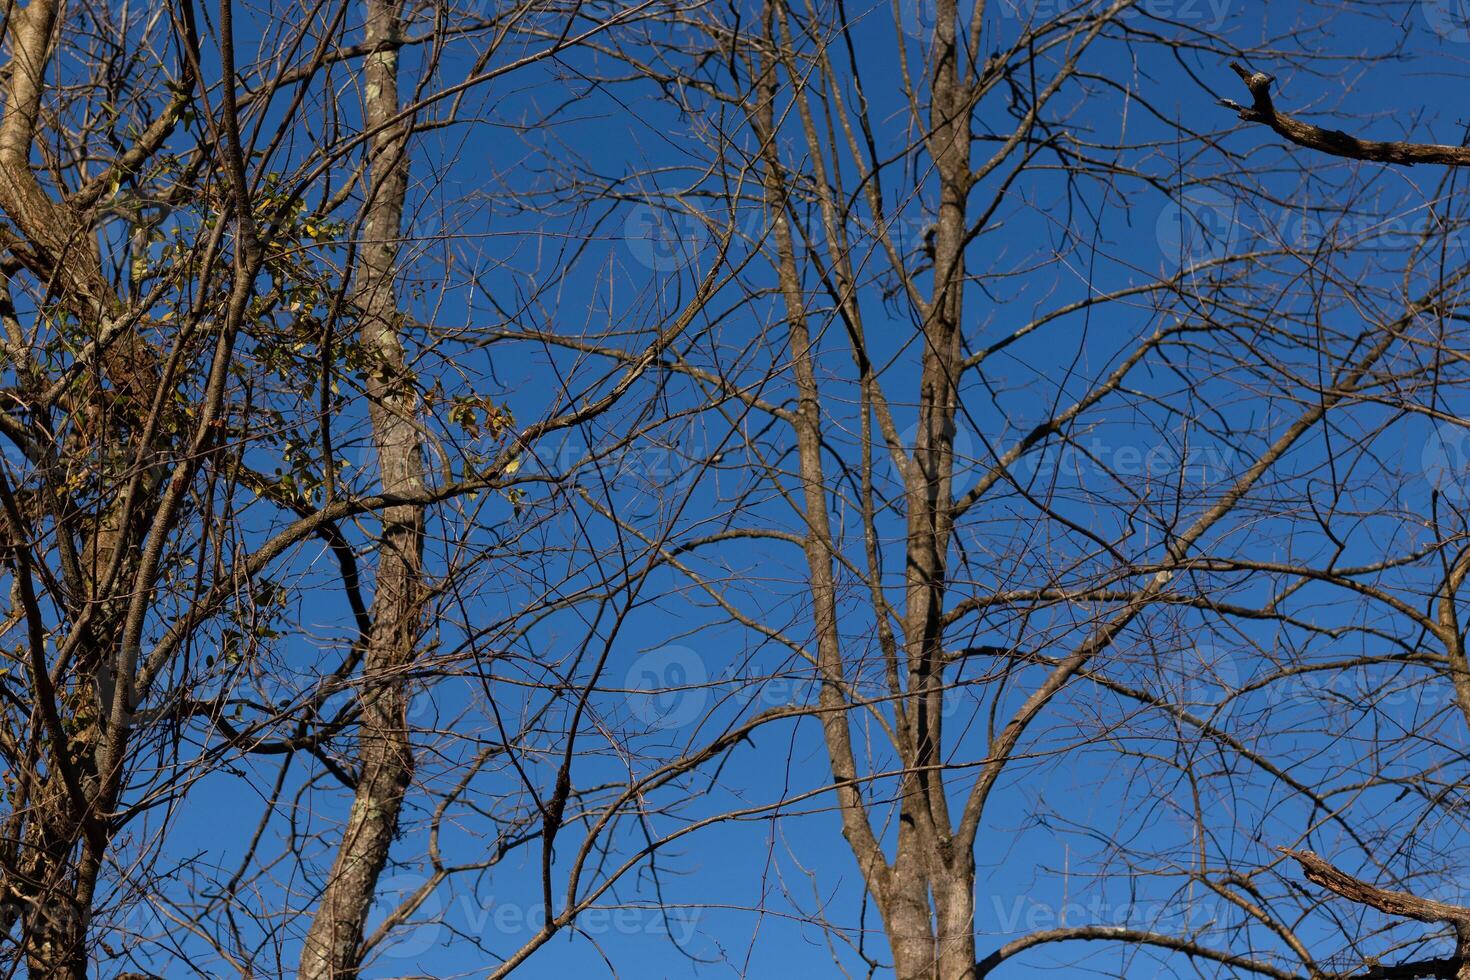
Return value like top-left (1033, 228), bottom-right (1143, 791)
top-left (1282, 848), bottom-right (1470, 980)
top-left (974, 926), bottom-right (1301, 979)
top-left (1219, 61), bottom-right (1470, 166)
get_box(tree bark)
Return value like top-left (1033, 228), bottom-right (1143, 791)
top-left (297, 0), bottom-right (424, 975)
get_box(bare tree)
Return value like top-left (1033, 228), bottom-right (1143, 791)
top-left (10, 0), bottom-right (1470, 976)
top-left (579, 2), bottom-right (1470, 977)
top-left (0, 0), bottom-right (749, 974)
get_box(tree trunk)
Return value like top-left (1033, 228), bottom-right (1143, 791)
top-left (297, 0), bottom-right (423, 975)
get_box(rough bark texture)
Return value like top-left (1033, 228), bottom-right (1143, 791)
top-left (1220, 60), bottom-right (1470, 167)
top-left (1282, 849), bottom-right (1470, 980)
top-left (753, 0), bottom-right (978, 972)
top-left (0, 0), bottom-right (152, 972)
top-left (297, 1), bottom-right (424, 975)
top-left (886, 0), bottom-right (975, 971)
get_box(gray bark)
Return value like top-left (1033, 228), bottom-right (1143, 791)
top-left (297, 1), bottom-right (424, 975)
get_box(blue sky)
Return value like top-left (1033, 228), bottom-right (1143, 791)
top-left (92, 0), bottom-right (1470, 976)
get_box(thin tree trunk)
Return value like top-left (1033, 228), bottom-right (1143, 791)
top-left (751, 0), bottom-right (979, 971)
top-left (297, 0), bottom-right (423, 974)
